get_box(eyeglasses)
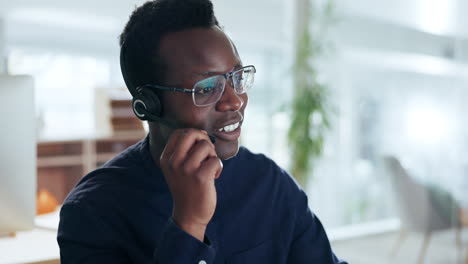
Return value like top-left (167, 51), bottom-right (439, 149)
top-left (139, 65), bottom-right (256, 107)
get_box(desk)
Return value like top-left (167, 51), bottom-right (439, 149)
top-left (0, 212), bottom-right (60, 264)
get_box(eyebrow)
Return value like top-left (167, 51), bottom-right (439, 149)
top-left (198, 62), bottom-right (244, 76)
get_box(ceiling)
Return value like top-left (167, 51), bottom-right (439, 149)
top-left (0, 0), bottom-right (286, 40)
top-left (2, 0), bottom-right (468, 37)
top-left (339, 0), bottom-right (468, 38)
top-left (1, 0), bottom-right (467, 56)
top-left (0, 0), bottom-right (288, 55)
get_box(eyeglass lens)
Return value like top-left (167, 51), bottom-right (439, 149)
top-left (192, 66), bottom-right (255, 106)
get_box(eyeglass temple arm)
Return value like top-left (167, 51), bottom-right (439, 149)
top-left (141, 84), bottom-right (193, 94)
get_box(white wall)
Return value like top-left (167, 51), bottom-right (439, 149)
top-left (0, 18), bottom-right (6, 73)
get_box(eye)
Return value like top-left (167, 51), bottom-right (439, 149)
top-left (233, 73), bottom-right (244, 85)
top-left (198, 86), bottom-right (215, 94)
top-left (195, 76), bottom-right (219, 95)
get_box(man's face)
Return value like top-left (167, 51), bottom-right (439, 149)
top-left (157, 26), bottom-right (248, 160)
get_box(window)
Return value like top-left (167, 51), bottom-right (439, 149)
top-left (9, 49), bottom-right (110, 138)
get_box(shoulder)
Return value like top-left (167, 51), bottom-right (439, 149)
top-left (63, 135), bottom-right (162, 206)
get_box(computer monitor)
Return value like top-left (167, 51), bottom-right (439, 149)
top-left (0, 74), bottom-right (36, 234)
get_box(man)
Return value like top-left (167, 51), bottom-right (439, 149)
top-left (57, 0), bottom-right (347, 263)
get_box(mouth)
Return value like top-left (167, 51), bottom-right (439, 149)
top-left (213, 120), bottom-right (242, 141)
top-left (216, 122), bottom-right (240, 133)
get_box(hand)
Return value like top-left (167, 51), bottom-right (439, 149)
top-left (160, 128), bottom-right (223, 242)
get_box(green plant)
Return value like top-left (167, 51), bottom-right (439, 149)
top-left (288, 0), bottom-right (335, 187)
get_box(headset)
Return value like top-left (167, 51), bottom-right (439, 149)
top-left (120, 42), bottom-right (163, 123)
top-left (120, 42), bottom-right (216, 143)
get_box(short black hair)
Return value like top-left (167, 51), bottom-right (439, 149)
top-left (119, 0), bottom-right (220, 96)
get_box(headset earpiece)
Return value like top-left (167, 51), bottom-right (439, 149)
top-left (132, 88), bottom-right (162, 121)
top-left (132, 95), bottom-right (149, 121)
top-left (121, 42), bottom-right (162, 122)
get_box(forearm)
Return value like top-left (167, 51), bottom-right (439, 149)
top-left (172, 215), bottom-right (207, 242)
top-left (155, 218), bottom-right (216, 263)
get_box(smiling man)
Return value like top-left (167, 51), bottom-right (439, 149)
top-left (57, 0), bottom-right (347, 263)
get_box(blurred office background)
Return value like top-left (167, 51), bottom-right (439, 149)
top-left (0, 0), bottom-right (467, 263)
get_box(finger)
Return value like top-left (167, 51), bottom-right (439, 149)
top-left (184, 140), bottom-right (217, 170)
top-left (214, 159), bottom-right (223, 179)
top-left (196, 157), bottom-right (223, 182)
top-left (160, 130), bottom-right (184, 164)
top-left (170, 129), bottom-right (214, 165)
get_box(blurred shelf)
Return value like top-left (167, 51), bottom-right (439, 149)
top-left (96, 153), bottom-right (119, 163)
top-left (37, 132), bottom-right (144, 203)
top-left (37, 156), bottom-right (83, 167)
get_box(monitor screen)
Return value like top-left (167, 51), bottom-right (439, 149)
top-left (0, 74), bottom-right (36, 233)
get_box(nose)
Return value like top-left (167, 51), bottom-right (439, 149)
top-left (215, 81), bottom-right (243, 112)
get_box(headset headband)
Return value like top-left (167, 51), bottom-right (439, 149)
top-left (120, 42), bottom-right (137, 97)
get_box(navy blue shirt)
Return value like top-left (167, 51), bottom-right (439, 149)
top-left (58, 136), bottom-right (346, 263)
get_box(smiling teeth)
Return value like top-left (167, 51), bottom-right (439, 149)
top-left (217, 122), bottom-right (240, 132)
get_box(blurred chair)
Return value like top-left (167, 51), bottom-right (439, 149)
top-left (381, 155), bottom-right (465, 264)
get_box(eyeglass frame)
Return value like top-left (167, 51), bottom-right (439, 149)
top-left (137, 65), bottom-right (256, 107)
